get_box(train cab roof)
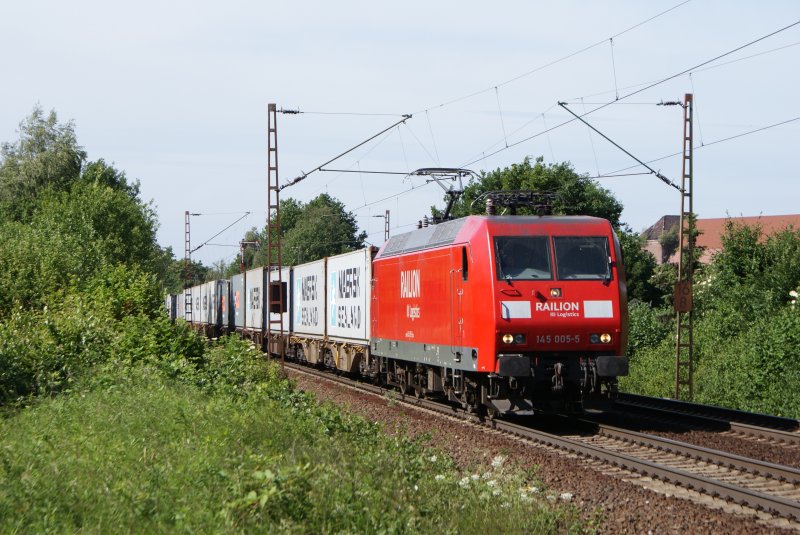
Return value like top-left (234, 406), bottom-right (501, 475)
top-left (375, 215), bottom-right (613, 259)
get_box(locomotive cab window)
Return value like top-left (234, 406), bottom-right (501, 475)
top-left (494, 236), bottom-right (552, 280)
top-left (553, 236), bottom-right (611, 280)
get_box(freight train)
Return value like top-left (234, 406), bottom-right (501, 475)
top-left (166, 214), bottom-right (629, 414)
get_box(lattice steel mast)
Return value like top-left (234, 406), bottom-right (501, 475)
top-left (674, 93), bottom-right (694, 400)
top-left (266, 103), bottom-right (285, 361)
top-left (184, 210), bottom-right (192, 322)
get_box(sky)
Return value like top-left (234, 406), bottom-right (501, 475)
top-left (1, 1), bottom-right (798, 266)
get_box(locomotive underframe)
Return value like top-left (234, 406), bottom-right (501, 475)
top-left (272, 332), bottom-right (622, 415)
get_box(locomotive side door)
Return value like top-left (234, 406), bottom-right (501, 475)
top-left (450, 246), bottom-right (465, 361)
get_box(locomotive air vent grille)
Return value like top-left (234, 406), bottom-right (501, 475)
top-left (428, 219), bottom-right (464, 246)
top-left (379, 219), bottom-right (466, 257)
top-left (382, 233), bottom-right (411, 256)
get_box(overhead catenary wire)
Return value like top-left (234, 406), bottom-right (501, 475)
top-left (558, 101), bottom-right (681, 191)
top-left (280, 115), bottom-right (411, 191)
top-left (609, 38), bottom-right (620, 101)
top-left (563, 40), bottom-right (800, 105)
top-left (495, 86), bottom-right (509, 148)
top-left (461, 19), bottom-right (800, 168)
top-left (191, 212), bottom-right (251, 254)
top-left (280, 109), bottom-right (408, 117)
top-left (590, 114), bottom-right (800, 179)
top-left (412, 0), bottom-right (693, 115)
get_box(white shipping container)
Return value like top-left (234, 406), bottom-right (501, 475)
top-left (268, 266), bottom-right (293, 333)
top-left (326, 248), bottom-right (374, 343)
top-left (292, 260), bottom-right (325, 337)
top-left (205, 281), bottom-right (219, 325)
top-left (245, 267), bottom-right (265, 331)
top-left (191, 286), bottom-right (203, 323)
top-left (200, 283), bottom-right (210, 325)
top-left (177, 292), bottom-right (185, 320)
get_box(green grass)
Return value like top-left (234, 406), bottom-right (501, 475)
top-left (0, 358), bottom-right (585, 534)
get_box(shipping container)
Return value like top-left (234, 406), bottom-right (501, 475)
top-left (292, 259), bottom-right (325, 337)
top-left (268, 266), bottom-right (293, 333)
top-left (326, 248), bottom-right (375, 343)
top-left (164, 294), bottom-right (176, 320)
top-left (191, 285), bottom-right (202, 324)
top-left (200, 283), bottom-right (211, 325)
top-left (218, 279), bottom-right (231, 330)
top-left (231, 273), bottom-right (245, 329)
top-left (176, 292), bottom-right (185, 321)
top-left (245, 266), bottom-right (266, 331)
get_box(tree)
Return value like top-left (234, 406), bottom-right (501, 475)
top-left (0, 106), bottom-right (87, 221)
top-left (225, 194), bottom-right (366, 269)
top-left (616, 226), bottom-right (660, 304)
top-left (281, 195), bottom-right (367, 265)
top-left (443, 157), bottom-right (623, 226)
top-left (80, 159), bottom-right (141, 200)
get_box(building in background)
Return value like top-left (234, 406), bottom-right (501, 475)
top-left (642, 214), bottom-right (800, 265)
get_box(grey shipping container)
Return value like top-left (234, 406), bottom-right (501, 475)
top-left (231, 273), bottom-right (244, 329)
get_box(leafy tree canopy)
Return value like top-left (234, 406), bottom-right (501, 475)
top-left (0, 107), bottom-right (87, 221)
top-left (442, 157), bottom-right (623, 226)
top-left (225, 193), bottom-right (366, 274)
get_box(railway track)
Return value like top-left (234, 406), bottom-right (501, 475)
top-left (615, 393), bottom-right (800, 446)
top-left (283, 362), bottom-right (800, 521)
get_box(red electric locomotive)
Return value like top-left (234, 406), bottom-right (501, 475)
top-left (369, 214), bottom-right (628, 414)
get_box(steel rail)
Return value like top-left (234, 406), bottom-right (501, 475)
top-left (582, 420), bottom-right (800, 484)
top-left (617, 393), bottom-right (800, 444)
top-left (283, 362), bottom-right (800, 520)
top-left (613, 400), bottom-right (800, 446)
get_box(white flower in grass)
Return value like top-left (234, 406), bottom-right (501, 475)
top-left (486, 480), bottom-right (497, 488)
top-left (428, 455), bottom-right (438, 463)
top-left (546, 494), bottom-right (557, 503)
top-left (492, 489), bottom-right (502, 497)
top-left (435, 474), bottom-right (445, 481)
top-left (559, 492), bottom-right (573, 502)
top-left (459, 477), bottom-right (471, 488)
top-left (491, 455), bottom-right (506, 468)
top-left (471, 474), bottom-right (480, 481)
top-left (501, 502), bottom-right (511, 508)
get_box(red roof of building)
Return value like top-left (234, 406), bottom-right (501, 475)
top-left (643, 214), bottom-right (800, 264)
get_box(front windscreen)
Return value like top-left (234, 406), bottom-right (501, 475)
top-left (494, 236), bottom-right (552, 280)
top-left (553, 236), bottom-right (610, 280)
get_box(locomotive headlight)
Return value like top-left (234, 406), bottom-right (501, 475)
top-left (590, 333), bottom-right (613, 344)
top-left (502, 333), bottom-right (514, 344)
top-left (513, 334), bottom-right (526, 344)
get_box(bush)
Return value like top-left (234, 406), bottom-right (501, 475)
top-left (696, 303), bottom-right (800, 417)
top-left (627, 300), bottom-right (673, 358)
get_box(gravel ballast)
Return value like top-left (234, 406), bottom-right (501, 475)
top-left (288, 368), bottom-right (800, 534)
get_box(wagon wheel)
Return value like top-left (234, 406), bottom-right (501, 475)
top-left (413, 384), bottom-right (426, 399)
top-left (460, 389), bottom-right (480, 414)
top-left (399, 371), bottom-right (410, 396)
